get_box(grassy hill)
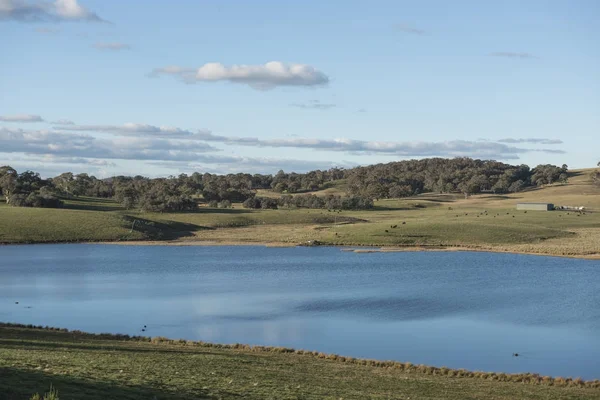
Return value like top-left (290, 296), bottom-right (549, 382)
top-left (1, 324), bottom-right (598, 400)
top-left (1, 169), bottom-right (599, 258)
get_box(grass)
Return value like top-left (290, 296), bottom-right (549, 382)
top-left (1, 169), bottom-right (600, 257)
top-left (1, 324), bottom-right (598, 400)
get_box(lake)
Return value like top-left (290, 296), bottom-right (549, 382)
top-left (1, 244), bottom-right (599, 379)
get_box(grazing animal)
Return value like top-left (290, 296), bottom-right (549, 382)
top-left (385, 230), bottom-right (389, 233)
top-left (402, 221), bottom-right (406, 225)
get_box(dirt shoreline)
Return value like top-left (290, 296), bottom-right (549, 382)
top-left (92, 239), bottom-right (600, 260)
top-left (2, 238), bottom-right (599, 260)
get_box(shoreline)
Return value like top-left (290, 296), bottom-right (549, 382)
top-left (2, 238), bottom-right (599, 260)
top-left (1, 322), bottom-right (599, 387)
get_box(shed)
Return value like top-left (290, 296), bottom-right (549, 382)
top-left (516, 203), bottom-right (554, 211)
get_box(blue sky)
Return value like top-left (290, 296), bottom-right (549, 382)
top-left (1, 0), bottom-right (598, 177)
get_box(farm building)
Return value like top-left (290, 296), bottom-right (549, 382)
top-left (516, 203), bottom-right (554, 211)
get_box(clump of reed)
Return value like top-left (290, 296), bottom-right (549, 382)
top-left (29, 385), bottom-right (59, 400)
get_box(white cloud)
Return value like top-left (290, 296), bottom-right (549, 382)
top-left (0, 114), bottom-right (44, 122)
top-left (0, 127), bottom-right (218, 162)
top-left (50, 119), bottom-right (75, 125)
top-left (93, 42), bottom-right (131, 51)
top-left (498, 138), bottom-right (563, 145)
top-left (0, 126), bottom-right (352, 174)
top-left (37, 155), bottom-right (117, 167)
top-left (56, 123), bottom-right (209, 140)
top-left (183, 131), bottom-right (565, 159)
top-left (152, 61), bottom-right (330, 90)
top-left (49, 119), bottom-right (567, 160)
top-left (0, 0), bottom-right (104, 22)
top-left (148, 158), bottom-right (354, 175)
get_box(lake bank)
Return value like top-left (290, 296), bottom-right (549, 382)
top-left (86, 238), bottom-right (600, 260)
top-left (3, 234), bottom-right (600, 260)
top-left (1, 323), bottom-right (598, 400)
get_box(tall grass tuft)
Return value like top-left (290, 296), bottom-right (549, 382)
top-left (29, 385), bottom-right (59, 400)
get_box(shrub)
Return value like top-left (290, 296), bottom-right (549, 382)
top-left (242, 197), bottom-right (262, 209)
top-left (217, 199), bottom-right (232, 208)
top-left (9, 191), bottom-right (63, 208)
top-left (208, 200), bottom-right (218, 208)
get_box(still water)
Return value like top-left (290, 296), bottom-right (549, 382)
top-left (1, 244), bottom-right (599, 379)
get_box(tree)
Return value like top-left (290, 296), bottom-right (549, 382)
top-left (508, 180), bottom-right (525, 193)
top-left (593, 162), bottom-right (600, 187)
top-left (0, 166), bottom-right (18, 203)
top-left (52, 172), bottom-right (75, 197)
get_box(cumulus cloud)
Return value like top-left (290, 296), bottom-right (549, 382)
top-left (93, 42), bottom-right (131, 51)
top-left (489, 52), bottom-right (536, 59)
top-left (394, 23), bottom-right (426, 35)
top-left (151, 61), bottom-right (330, 90)
top-left (290, 100), bottom-right (336, 110)
top-left (0, 114), bottom-right (44, 122)
top-left (497, 138), bottom-right (563, 145)
top-left (0, 0), bottom-right (104, 22)
top-left (56, 123), bottom-right (209, 140)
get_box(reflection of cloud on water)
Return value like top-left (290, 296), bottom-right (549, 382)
top-left (195, 319), bottom-right (308, 345)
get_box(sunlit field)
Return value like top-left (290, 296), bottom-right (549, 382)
top-left (1, 170), bottom-right (599, 258)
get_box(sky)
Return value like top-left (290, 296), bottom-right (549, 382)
top-left (1, 0), bottom-right (599, 178)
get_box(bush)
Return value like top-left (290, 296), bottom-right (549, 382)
top-left (242, 197), bottom-right (262, 209)
top-left (9, 191), bottom-right (63, 208)
top-left (208, 200), bottom-right (218, 208)
top-left (218, 199), bottom-right (232, 208)
top-left (260, 197), bottom-right (278, 210)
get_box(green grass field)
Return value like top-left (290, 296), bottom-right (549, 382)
top-left (1, 324), bottom-right (598, 400)
top-left (1, 169), bottom-right (599, 257)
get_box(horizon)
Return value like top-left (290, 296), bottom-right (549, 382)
top-left (1, 0), bottom-right (599, 178)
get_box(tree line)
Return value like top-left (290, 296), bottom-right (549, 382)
top-left (344, 158), bottom-right (569, 199)
top-left (243, 194), bottom-right (374, 210)
top-left (0, 157), bottom-right (570, 210)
